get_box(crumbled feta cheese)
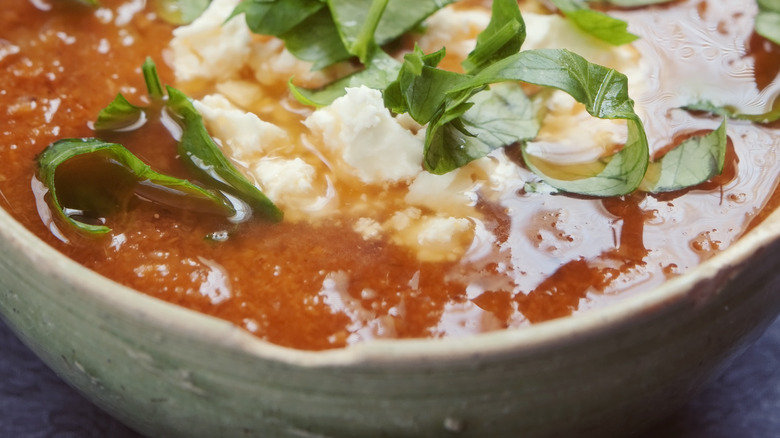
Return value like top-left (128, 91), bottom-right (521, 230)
top-left (251, 157), bottom-right (316, 203)
top-left (170, 0), bottom-right (250, 83)
top-left (193, 94), bottom-right (289, 161)
top-left (384, 208), bottom-right (475, 262)
top-left (304, 86), bottom-right (424, 184)
top-left (353, 217), bottom-right (383, 240)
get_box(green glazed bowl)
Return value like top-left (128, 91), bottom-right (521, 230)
top-left (2, 200), bottom-right (780, 437)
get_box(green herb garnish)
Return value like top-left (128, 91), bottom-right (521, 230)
top-left (641, 119), bottom-right (728, 193)
top-left (36, 139), bottom-right (235, 235)
top-left (237, 0), bottom-right (730, 197)
top-left (38, 58), bottom-right (282, 234)
top-left (231, 0), bottom-right (454, 70)
top-left (551, 0), bottom-right (638, 46)
top-left (684, 100), bottom-right (780, 124)
top-left (756, 0), bottom-right (780, 46)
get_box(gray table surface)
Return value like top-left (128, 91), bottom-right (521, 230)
top-left (2, 315), bottom-right (779, 437)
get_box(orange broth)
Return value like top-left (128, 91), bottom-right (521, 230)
top-left (1, 0), bottom-right (779, 350)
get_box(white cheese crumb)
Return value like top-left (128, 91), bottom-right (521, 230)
top-left (193, 94), bottom-right (289, 161)
top-left (353, 218), bottom-right (383, 240)
top-left (304, 86), bottom-right (424, 184)
top-left (170, 0), bottom-right (250, 83)
top-left (252, 157), bottom-right (316, 202)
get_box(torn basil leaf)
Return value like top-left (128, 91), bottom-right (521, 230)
top-left (684, 100), bottom-right (780, 124)
top-left (95, 94), bottom-right (144, 131)
top-left (552, 0), bottom-right (638, 46)
top-left (462, 0), bottom-right (526, 74)
top-left (462, 48), bottom-right (648, 196)
top-left (640, 120), bottom-right (728, 193)
top-left (36, 139), bottom-right (235, 235)
top-left (40, 58), bottom-right (283, 235)
top-left (141, 59), bottom-right (283, 222)
top-left (756, 0), bottom-right (780, 46)
top-left (232, 0), bottom-right (455, 70)
top-left (425, 82), bottom-right (541, 173)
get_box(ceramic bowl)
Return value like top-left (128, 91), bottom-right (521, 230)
top-left (2, 198), bottom-right (780, 438)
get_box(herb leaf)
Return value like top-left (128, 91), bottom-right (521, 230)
top-left (230, 0), bottom-right (324, 36)
top-left (462, 0), bottom-right (526, 74)
top-left (455, 48), bottom-right (648, 195)
top-left (424, 82), bottom-right (541, 172)
top-left (756, 0), bottom-right (780, 46)
top-left (684, 100), bottom-right (780, 124)
top-left (94, 94), bottom-right (144, 131)
top-left (641, 120), bottom-right (728, 193)
top-left (234, 0), bottom-right (455, 70)
top-left (551, 0), bottom-right (638, 45)
top-left (329, 0), bottom-right (389, 64)
top-left (36, 138), bottom-right (235, 235)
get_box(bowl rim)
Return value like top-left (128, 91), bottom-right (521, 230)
top-left (3, 202), bottom-right (780, 368)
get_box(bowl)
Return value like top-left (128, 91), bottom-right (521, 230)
top-left (2, 179), bottom-right (780, 438)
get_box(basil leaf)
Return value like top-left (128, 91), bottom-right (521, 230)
top-left (641, 120), bottom-right (728, 193)
top-left (165, 87), bottom-right (283, 222)
top-left (280, 7), bottom-right (353, 70)
top-left (329, 0), bottom-right (389, 64)
top-left (451, 48), bottom-right (648, 196)
top-left (234, 0), bottom-right (454, 70)
top-left (36, 138), bottom-right (235, 235)
top-left (231, 0), bottom-right (325, 36)
top-left (153, 0), bottom-right (211, 25)
top-left (424, 82), bottom-right (541, 172)
top-left (135, 59), bottom-right (282, 222)
top-left (552, 0), bottom-right (638, 45)
top-left (684, 100), bottom-right (780, 124)
top-left (756, 0), bottom-right (780, 46)
top-left (391, 46), bottom-right (472, 125)
top-left (462, 0), bottom-right (526, 74)
top-left (94, 94), bottom-right (144, 131)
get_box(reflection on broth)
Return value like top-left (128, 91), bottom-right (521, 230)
top-left (0, 0), bottom-right (778, 350)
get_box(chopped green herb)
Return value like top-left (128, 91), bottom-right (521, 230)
top-left (641, 120), bottom-right (728, 193)
top-left (756, 0), bottom-right (780, 45)
top-left (551, 0), bottom-right (638, 46)
top-left (241, 0), bottom-right (731, 198)
top-left (232, 0), bottom-right (454, 70)
top-left (38, 58), bottom-right (282, 234)
top-left (684, 100), bottom-right (780, 124)
top-left (36, 138), bottom-right (235, 235)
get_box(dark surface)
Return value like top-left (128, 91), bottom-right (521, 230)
top-left (1, 316), bottom-right (779, 438)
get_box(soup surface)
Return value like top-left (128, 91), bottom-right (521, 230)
top-left (1, 0), bottom-right (779, 350)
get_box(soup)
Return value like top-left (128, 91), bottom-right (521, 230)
top-left (1, 0), bottom-right (779, 350)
